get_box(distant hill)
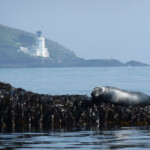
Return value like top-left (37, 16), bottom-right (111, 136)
top-left (0, 24), bottom-right (78, 67)
top-left (125, 60), bottom-right (149, 66)
top-left (0, 24), bottom-right (149, 67)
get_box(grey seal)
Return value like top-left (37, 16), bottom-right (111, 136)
top-left (91, 86), bottom-right (150, 106)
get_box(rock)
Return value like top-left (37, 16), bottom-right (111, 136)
top-left (0, 81), bottom-right (150, 132)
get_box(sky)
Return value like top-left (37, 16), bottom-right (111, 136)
top-left (0, 0), bottom-right (150, 63)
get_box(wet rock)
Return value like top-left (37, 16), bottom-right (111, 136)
top-left (0, 81), bottom-right (150, 131)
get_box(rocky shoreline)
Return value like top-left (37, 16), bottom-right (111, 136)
top-left (0, 82), bottom-right (150, 131)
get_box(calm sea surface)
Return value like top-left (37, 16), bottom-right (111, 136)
top-left (0, 67), bottom-right (150, 150)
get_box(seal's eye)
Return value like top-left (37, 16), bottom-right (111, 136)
top-left (98, 87), bottom-right (103, 94)
top-left (91, 87), bottom-right (105, 99)
top-left (94, 87), bottom-right (103, 94)
top-left (93, 87), bottom-right (103, 96)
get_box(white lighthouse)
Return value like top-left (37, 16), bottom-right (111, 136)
top-left (19, 30), bottom-right (50, 57)
top-left (36, 31), bottom-right (49, 57)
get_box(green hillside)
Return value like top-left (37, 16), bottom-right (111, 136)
top-left (0, 24), bottom-right (148, 67)
top-left (0, 24), bottom-right (78, 66)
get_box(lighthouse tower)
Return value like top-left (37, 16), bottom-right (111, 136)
top-left (36, 31), bottom-right (49, 57)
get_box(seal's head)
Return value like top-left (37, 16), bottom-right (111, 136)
top-left (91, 87), bottom-right (105, 99)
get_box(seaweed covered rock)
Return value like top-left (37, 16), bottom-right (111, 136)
top-left (0, 82), bottom-right (150, 131)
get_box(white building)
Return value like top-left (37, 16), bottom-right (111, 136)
top-left (19, 31), bottom-right (49, 58)
top-left (36, 31), bottom-right (49, 57)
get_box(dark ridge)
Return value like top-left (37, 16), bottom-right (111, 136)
top-left (0, 81), bottom-right (150, 132)
top-left (125, 60), bottom-right (149, 66)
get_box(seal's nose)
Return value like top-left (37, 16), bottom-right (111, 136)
top-left (91, 88), bottom-right (97, 99)
top-left (91, 90), bottom-right (94, 98)
top-left (91, 87), bottom-right (104, 99)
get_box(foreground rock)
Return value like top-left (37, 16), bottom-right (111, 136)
top-left (0, 82), bottom-right (150, 131)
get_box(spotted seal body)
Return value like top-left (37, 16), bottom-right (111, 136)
top-left (91, 86), bottom-right (150, 106)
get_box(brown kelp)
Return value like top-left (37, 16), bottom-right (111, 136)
top-left (0, 82), bottom-right (150, 132)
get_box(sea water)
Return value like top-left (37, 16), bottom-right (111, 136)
top-left (0, 67), bottom-right (150, 95)
top-left (0, 67), bottom-right (150, 150)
